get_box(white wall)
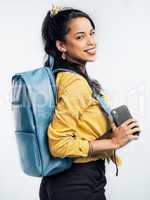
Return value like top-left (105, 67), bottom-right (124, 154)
top-left (0, 0), bottom-right (150, 199)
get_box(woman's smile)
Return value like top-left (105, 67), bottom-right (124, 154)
top-left (84, 47), bottom-right (96, 55)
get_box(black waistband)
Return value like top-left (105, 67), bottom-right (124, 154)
top-left (73, 159), bottom-right (105, 167)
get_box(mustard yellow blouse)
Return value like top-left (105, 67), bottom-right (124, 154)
top-left (48, 71), bottom-right (122, 165)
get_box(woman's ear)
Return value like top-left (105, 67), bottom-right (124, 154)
top-left (56, 40), bottom-right (66, 53)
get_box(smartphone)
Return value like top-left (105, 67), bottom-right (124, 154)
top-left (110, 105), bottom-right (140, 135)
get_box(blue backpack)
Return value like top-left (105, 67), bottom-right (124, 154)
top-left (11, 57), bottom-right (112, 177)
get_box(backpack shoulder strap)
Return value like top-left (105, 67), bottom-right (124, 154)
top-left (52, 68), bottom-right (77, 74)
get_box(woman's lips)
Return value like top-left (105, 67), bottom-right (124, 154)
top-left (84, 48), bottom-right (96, 55)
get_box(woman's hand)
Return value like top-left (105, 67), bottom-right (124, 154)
top-left (111, 118), bottom-right (141, 149)
top-left (87, 118), bottom-right (141, 157)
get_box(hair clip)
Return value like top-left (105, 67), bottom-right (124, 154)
top-left (50, 3), bottom-right (62, 17)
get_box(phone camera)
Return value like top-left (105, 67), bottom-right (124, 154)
top-left (112, 110), bottom-right (119, 120)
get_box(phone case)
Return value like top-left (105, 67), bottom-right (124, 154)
top-left (110, 105), bottom-right (139, 135)
top-left (110, 105), bottom-right (132, 126)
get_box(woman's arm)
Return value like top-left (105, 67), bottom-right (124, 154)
top-left (88, 139), bottom-right (118, 157)
top-left (48, 72), bottom-right (92, 158)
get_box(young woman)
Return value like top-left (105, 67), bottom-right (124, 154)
top-left (39, 5), bottom-right (140, 200)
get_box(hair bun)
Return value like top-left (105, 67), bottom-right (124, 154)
top-left (50, 3), bottom-right (62, 17)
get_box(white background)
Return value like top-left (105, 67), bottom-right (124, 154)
top-left (0, 0), bottom-right (150, 199)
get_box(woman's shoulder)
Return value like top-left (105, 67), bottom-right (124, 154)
top-left (56, 71), bottom-right (92, 94)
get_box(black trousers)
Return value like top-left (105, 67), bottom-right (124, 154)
top-left (39, 159), bottom-right (107, 200)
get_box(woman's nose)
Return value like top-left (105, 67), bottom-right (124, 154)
top-left (87, 36), bottom-right (96, 46)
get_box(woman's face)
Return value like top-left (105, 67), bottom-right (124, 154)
top-left (56, 17), bottom-right (97, 66)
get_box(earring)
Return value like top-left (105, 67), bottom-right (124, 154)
top-left (61, 52), bottom-right (66, 60)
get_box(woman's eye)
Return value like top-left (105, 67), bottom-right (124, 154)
top-left (76, 35), bottom-right (84, 40)
top-left (91, 30), bottom-right (95, 35)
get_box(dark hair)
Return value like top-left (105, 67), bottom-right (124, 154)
top-left (41, 7), bottom-right (103, 96)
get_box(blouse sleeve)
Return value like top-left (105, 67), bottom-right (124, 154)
top-left (48, 72), bottom-right (91, 158)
